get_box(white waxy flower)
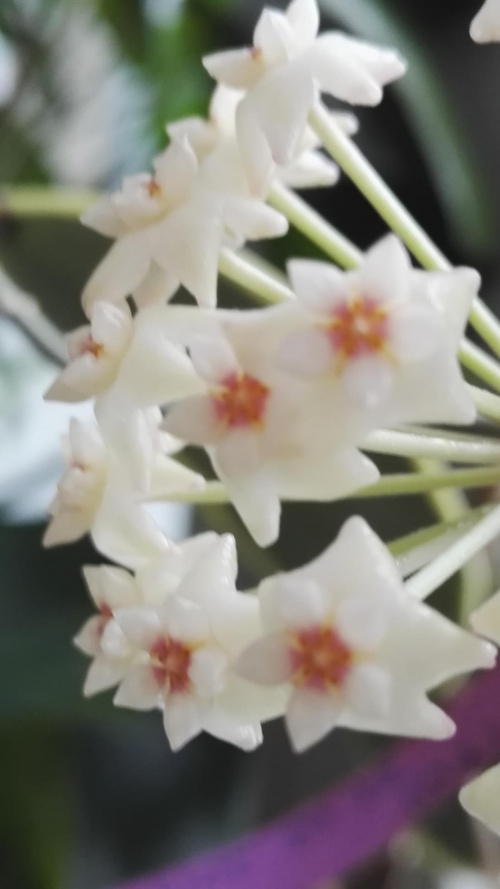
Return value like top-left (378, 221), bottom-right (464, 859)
top-left (43, 414), bottom-right (204, 553)
top-left (74, 565), bottom-right (144, 697)
top-left (114, 534), bottom-right (285, 751)
top-left (43, 418), bottom-right (108, 547)
top-left (163, 312), bottom-right (379, 547)
top-left (82, 136), bottom-right (287, 312)
top-left (44, 301), bottom-right (133, 403)
top-left (203, 0), bottom-right (406, 193)
top-left (168, 85), bottom-right (353, 195)
top-left (471, 0), bottom-right (500, 42)
top-left (236, 516), bottom-right (496, 752)
top-left (460, 764), bottom-right (500, 836)
top-left (276, 235), bottom-right (477, 441)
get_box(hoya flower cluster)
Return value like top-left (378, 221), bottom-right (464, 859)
top-left (42, 0), bottom-right (500, 832)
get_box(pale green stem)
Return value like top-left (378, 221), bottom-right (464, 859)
top-left (404, 505), bottom-right (500, 600)
top-left (389, 506), bottom-right (494, 582)
top-left (157, 464), bottom-right (500, 505)
top-left (267, 181), bottom-right (362, 269)
top-left (460, 339), bottom-right (500, 394)
top-left (468, 384), bottom-right (500, 423)
top-left (358, 465), bottom-right (500, 498)
top-left (1, 186), bottom-right (97, 218)
top-left (309, 102), bottom-right (500, 359)
top-left (363, 428), bottom-right (500, 465)
top-left (218, 248), bottom-right (293, 304)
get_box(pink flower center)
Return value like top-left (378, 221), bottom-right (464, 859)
top-left (147, 177), bottom-right (161, 198)
top-left (96, 603), bottom-right (113, 640)
top-left (290, 626), bottom-right (353, 691)
top-left (78, 333), bottom-right (104, 359)
top-left (213, 372), bottom-right (270, 429)
top-left (324, 295), bottom-right (389, 361)
top-left (150, 636), bottom-right (193, 695)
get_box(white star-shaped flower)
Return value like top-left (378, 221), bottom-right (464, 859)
top-left (74, 565), bottom-right (145, 697)
top-left (43, 414), bottom-right (204, 553)
top-left (236, 516), bottom-right (496, 752)
top-left (276, 235), bottom-right (477, 441)
top-left (113, 534), bottom-right (285, 751)
top-left (168, 85), bottom-right (355, 195)
top-left (82, 136), bottom-right (287, 312)
top-left (471, 0), bottom-right (500, 42)
top-left (203, 0), bottom-right (406, 193)
top-left (163, 311), bottom-right (379, 547)
top-left (44, 301), bottom-right (133, 403)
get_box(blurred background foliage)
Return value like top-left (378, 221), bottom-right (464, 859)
top-left (1, 1), bottom-right (500, 887)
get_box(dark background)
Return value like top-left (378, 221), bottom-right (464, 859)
top-left (1, 1), bottom-right (500, 887)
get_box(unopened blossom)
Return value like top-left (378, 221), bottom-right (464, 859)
top-left (74, 565), bottom-right (144, 696)
top-left (203, 0), bottom-right (406, 193)
top-left (163, 313), bottom-right (379, 546)
top-left (236, 516), bottom-right (496, 752)
top-left (276, 235), bottom-right (477, 442)
top-left (168, 85), bottom-right (356, 195)
top-left (470, 0), bottom-right (500, 42)
top-left (44, 413), bottom-right (204, 551)
top-left (113, 534), bottom-right (285, 751)
top-left (82, 136), bottom-right (287, 312)
top-left (44, 301), bottom-right (133, 402)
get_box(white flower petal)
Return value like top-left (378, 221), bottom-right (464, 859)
top-left (335, 596), bottom-right (388, 650)
top-left (214, 427), bottom-right (263, 480)
top-left (153, 137), bottom-right (198, 201)
top-left (82, 565), bottom-right (137, 611)
top-left (114, 607), bottom-right (161, 650)
top-left (389, 303), bottom-right (441, 364)
top-left (82, 232), bottom-right (151, 314)
top-left (361, 234), bottom-right (411, 304)
top-left (279, 150), bottom-right (339, 189)
top-left (470, 0), bottom-right (500, 42)
top-left (84, 656), bottom-right (128, 697)
top-left (460, 764), bottom-right (500, 836)
top-left (236, 62), bottom-right (316, 194)
top-left (163, 693), bottom-right (208, 751)
top-left (74, 616), bottom-right (103, 658)
top-left (81, 196), bottom-right (125, 238)
top-left (341, 354), bottom-right (394, 410)
top-left (43, 508), bottom-right (93, 547)
top-left (287, 259), bottom-right (346, 314)
top-left (236, 633), bottom-right (293, 686)
top-left (152, 196), bottom-right (222, 308)
top-left (272, 577), bottom-right (328, 628)
top-left (276, 326), bottom-right (332, 378)
top-left (163, 397), bottom-right (222, 446)
top-left (286, 687), bottom-right (342, 752)
top-left (222, 197), bottom-right (288, 241)
top-left (286, 0), bottom-right (320, 48)
top-left (202, 707), bottom-right (263, 751)
top-left (344, 663), bottom-right (392, 719)
top-left (189, 334), bottom-right (239, 383)
top-left (114, 666), bottom-right (161, 710)
top-left (91, 300), bottom-right (132, 350)
top-left (203, 48), bottom-right (267, 90)
top-left (160, 596), bottom-right (211, 644)
top-left (188, 646), bottom-right (228, 698)
top-left (133, 262), bottom-right (179, 309)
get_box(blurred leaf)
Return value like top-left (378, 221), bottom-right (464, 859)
top-left (0, 728), bottom-right (71, 889)
top-left (320, 0), bottom-right (495, 254)
top-left (0, 613), bottom-right (124, 722)
top-left (95, 0), bottom-right (147, 62)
